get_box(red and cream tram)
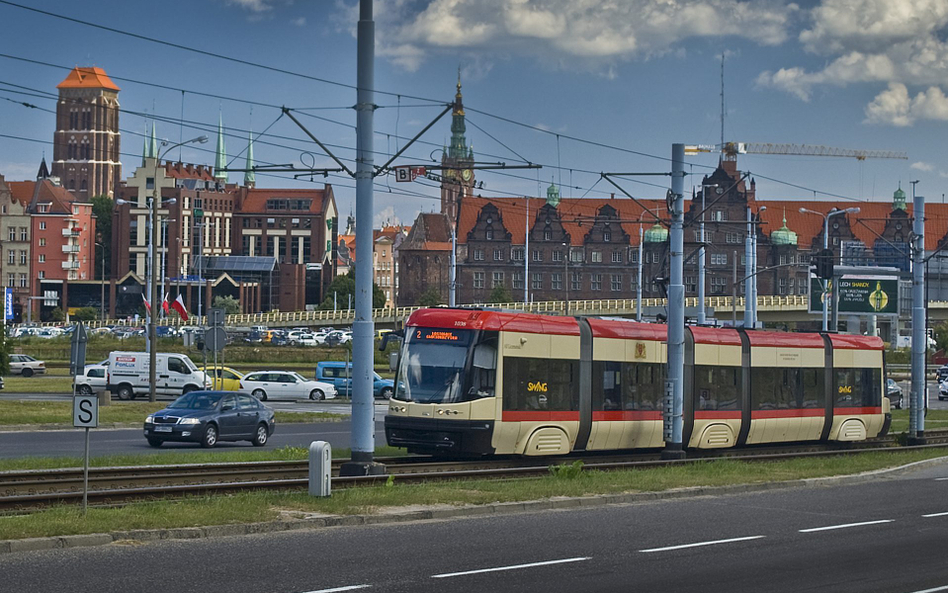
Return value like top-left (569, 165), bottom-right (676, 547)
top-left (384, 308), bottom-right (890, 456)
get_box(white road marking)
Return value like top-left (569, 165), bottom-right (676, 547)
top-left (906, 586), bottom-right (948, 593)
top-left (799, 520), bottom-right (892, 533)
top-left (923, 512), bottom-right (948, 518)
top-left (301, 585), bottom-right (370, 593)
top-left (431, 557), bottom-right (591, 579)
top-left (935, 478), bottom-right (948, 481)
top-left (639, 535), bottom-right (765, 553)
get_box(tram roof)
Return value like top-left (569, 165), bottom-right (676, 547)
top-left (745, 330), bottom-right (825, 348)
top-left (828, 333), bottom-right (885, 350)
top-left (407, 308), bottom-right (581, 335)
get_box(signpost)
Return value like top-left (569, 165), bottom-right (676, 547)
top-left (69, 321), bottom-right (96, 513)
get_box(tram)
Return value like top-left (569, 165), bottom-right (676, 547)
top-left (384, 308), bottom-right (890, 456)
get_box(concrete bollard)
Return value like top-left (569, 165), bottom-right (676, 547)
top-left (309, 440), bottom-right (331, 497)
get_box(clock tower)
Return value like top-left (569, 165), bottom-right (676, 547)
top-left (441, 71), bottom-right (475, 223)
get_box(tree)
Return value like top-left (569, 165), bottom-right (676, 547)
top-left (72, 307), bottom-right (98, 322)
top-left (417, 287), bottom-right (443, 307)
top-left (91, 195), bottom-right (112, 280)
top-left (319, 268), bottom-right (386, 310)
top-left (487, 285), bottom-right (514, 304)
top-left (0, 331), bottom-right (10, 376)
top-left (46, 307), bottom-right (64, 322)
top-left (212, 295), bottom-right (241, 315)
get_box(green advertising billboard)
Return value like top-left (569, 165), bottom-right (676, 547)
top-left (809, 275), bottom-right (899, 315)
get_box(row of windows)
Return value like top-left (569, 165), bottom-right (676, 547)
top-left (594, 361), bottom-right (665, 411)
top-left (242, 217), bottom-right (314, 230)
top-left (6, 228), bottom-right (27, 242)
top-left (473, 248), bottom-right (630, 264)
top-left (502, 358), bottom-right (579, 412)
top-left (484, 228), bottom-right (621, 243)
top-left (264, 199), bottom-right (313, 211)
top-left (473, 271), bottom-right (629, 291)
top-left (6, 251), bottom-right (27, 265)
top-left (6, 273), bottom-right (27, 288)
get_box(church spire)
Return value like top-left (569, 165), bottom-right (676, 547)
top-left (244, 130), bottom-right (255, 187)
top-left (36, 154), bottom-right (50, 180)
top-left (448, 68), bottom-right (468, 160)
top-left (214, 112), bottom-right (227, 182)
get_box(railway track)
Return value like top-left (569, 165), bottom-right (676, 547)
top-left (3, 429), bottom-right (948, 512)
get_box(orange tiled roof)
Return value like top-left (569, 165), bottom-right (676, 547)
top-left (239, 188), bottom-right (328, 214)
top-left (7, 181), bottom-right (34, 207)
top-left (56, 67), bottom-right (120, 91)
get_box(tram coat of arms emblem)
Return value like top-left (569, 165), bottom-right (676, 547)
top-left (634, 342), bottom-right (646, 359)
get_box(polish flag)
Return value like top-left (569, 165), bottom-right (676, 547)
top-left (171, 294), bottom-right (189, 322)
top-left (142, 293), bottom-right (151, 314)
top-left (161, 293), bottom-right (171, 315)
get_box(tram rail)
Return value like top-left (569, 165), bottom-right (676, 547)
top-left (2, 429), bottom-right (948, 512)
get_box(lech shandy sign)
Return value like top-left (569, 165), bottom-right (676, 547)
top-left (809, 275), bottom-right (899, 315)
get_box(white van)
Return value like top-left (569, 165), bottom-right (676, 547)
top-left (107, 351), bottom-right (210, 400)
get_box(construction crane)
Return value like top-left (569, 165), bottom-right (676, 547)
top-left (685, 142), bottom-right (907, 161)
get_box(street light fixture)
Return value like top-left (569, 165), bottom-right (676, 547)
top-left (799, 206), bottom-right (861, 331)
top-left (147, 135), bottom-right (208, 403)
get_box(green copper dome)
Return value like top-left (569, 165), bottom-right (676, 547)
top-left (893, 184), bottom-right (907, 211)
top-left (770, 213), bottom-right (798, 246)
top-left (643, 222), bottom-right (668, 243)
top-left (546, 180), bottom-right (560, 208)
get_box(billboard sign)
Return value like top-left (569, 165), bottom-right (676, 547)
top-left (4, 288), bottom-right (12, 321)
top-left (809, 275), bottom-right (899, 315)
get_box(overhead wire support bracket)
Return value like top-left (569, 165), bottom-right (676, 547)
top-left (374, 102), bottom-right (455, 176)
top-left (282, 107), bottom-right (355, 177)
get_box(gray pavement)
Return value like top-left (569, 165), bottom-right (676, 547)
top-left (3, 456), bottom-right (948, 592)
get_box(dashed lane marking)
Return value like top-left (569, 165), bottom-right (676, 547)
top-left (301, 585), bottom-right (370, 593)
top-left (799, 520), bottom-right (892, 533)
top-left (639, 535), bottom-right (765, 553)
top-left (431, 557), bottom-right (591, 579)
top-left (923, 512), bottom-right (948, 518)
top-left (905, 586), bottom-right (948, 593)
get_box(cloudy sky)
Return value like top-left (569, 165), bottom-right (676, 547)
top-left (1, 0), bottom-right (947, 225)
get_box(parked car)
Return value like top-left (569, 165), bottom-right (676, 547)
top-left (315, 361), bottom-right (394, 399)
top-left (296, 333), bottom-right (319, 347)
top-left (886, 378), bottom-right (903, 409)
top-left (143, 390), bottom-right (275, 448)
top-left (202, 366), bottom-right (244, 391)
top-left (9, 355), bottom-right (46, 377)
top-left (107, 351), bottom-right (210, 400)
top-left (938, 365), bottom-right (948, 382)
top-left (940, 379), bottom-right (948, 401)
top-left (239, 371), bottom-right (336, 401)
top-left (74, 365), bottom-right (108, 396)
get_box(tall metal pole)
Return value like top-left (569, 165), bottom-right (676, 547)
top-left (822, 215), bottom-right (830, 332)
top-left (148, 159), bottom-right (160, 402)
top-left (697, 188), bottom-right (706, 324)
top-left (564, 243), bottom-right (570, 317)
top-left (524, 197), bottom-right (530, 303)
top-left (342, 0), bottom-right (382, 475)
top-left (663, 143), bottom-right (686, 459)
top-left (449, 226), bottom-right (456, 307)
top-left (732, 251), bottom-right (737, 326)
top-left (910, 192), bottom-right (926, 443)
top-left (197, 220), bottom-right (203, 319)
top-left (145, 195), bottom-right (153, 355)
top-left (637, 227), bottom-right (643, 321)
top-left (744, 207), bottom-right (753, 328)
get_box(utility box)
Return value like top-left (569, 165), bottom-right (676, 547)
top-left (389, 351), bottom-right (398, 372)
top-left (309, 441), bottom-right (331, 497)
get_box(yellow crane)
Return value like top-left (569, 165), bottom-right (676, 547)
top-left (685, 142), bottom-right (907, 161)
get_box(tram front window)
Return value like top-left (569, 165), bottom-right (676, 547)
top-left (394, 328), bottom-right (475, 404)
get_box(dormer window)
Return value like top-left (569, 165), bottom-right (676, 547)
top-left (543, 229), bottom-right (552, 241)
top-left (486, 228), bottom-right (494, 240)
top-left (603, 231), bottom-right (612, 242)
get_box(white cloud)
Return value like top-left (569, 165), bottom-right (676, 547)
top-left (228, 0), bottom-right (272, 12)
top-left (864, 82), bottom-right (948, 126)
top-left (912, 161), bottom-right (935, 172)
top-left (349, 0), bottom-right (798, 72)
top-left (374, 205), bottom-right (401, 228)
top-left (291, 16), bottom-right (307, 26)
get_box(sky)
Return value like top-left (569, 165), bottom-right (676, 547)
top-left (1, 0), bottom-right (947, 228)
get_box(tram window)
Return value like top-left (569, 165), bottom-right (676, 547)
top-left (593, 361), bottom-right (623, 410)
top-left (800, 368), bottom-right (825, 408)
top-left (775, 369), bottom-right (799, 409)
top-left (751, 368), bottom-right (778, 410)
top-left (503, 357), bottom-right (579, 411)
top-left (695, 366), bottom-right (740, 411)
top-left (469, 338), bottom-right (497, 399)
top-left (836, 367), bottom-right (882, 408)
top-left (624, 363), bottom-right (664, 410)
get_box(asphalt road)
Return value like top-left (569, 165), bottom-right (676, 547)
top-left (0, 419), bottom-right (387, 458)
top-left (4, 457), bottom-right (948, 592)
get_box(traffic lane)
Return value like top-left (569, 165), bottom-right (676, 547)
top-left (0, 421), bottom-right (387, 458)
top-left (4, 460), bottom-right (948, 593)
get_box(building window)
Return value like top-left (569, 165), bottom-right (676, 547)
top-left (493, 248), bottom-right (504, 261)
top-left (19, 251), bottom-right (26, 265)
top-left (492, 271), bottom-right (504, 288)
top-left (19, 227), bottom-right (26, 241)
top-left (38, 271), bottom-right (44, 280)
top-left (603, 231), bottom-right (612, 242)
top-left (7, 228), bottom-right (13, 242)
top-left (551, 273), bottom-right (562, 290)
top-left (474, 248), bottom-right (484, 261)
top-left (512, 248), bottom-right (524, 261)
top-left (38, 254), bottom-right (45, 263)
top-left (591, 251), bottom-right (602, 263)
top-left (543, 229), bottom-right (553, 241)
top-left (779, 254), bottom-right (788, 265)
top-left (6, 274), bottom-right (13, 287)
top-left (532, 273), bottom-right (542, 290)
top-left (570, 249), bottom-right (583, 263)
top-left (631, 250), bottom-right (639, 264)
top-left (779, 278), bottom-right (788, 295)
top-left (711, 276), bottom-right (728, 295)
top-left (39, 222), bottom-right (46, 231)
top-left (571, 271), bottom-right (581, 291)
top-left (6, 251), bottom-right (13, 265)
top-left (39, 238), bottom-right (46, 247)
top-left (18, 274), bottom-right (26, 288)
top-left (591, 274), bottom-right (602, 291)
top-left (473, 271), bottom-right (485, 289)
top-left (741, 255), bottom-right (747, 266)
top-left (710, 253), bottom-right (727, 266)
top-left (533, 250), bottom-right (543, 262)
top-left (611, 274), bottom-right (622, 291)
top-left (552, 250), bottom-right (562, 262)
top-left (712, 210), bottom-right (727, 221)
top-left (513, 272), bottom-right (524, 290)
top-left (612, 251), bottom-right (622, 263)
top-left (685, 276), bottom-right (696, 292)
top-left (726, 232), bottom-right (743, 244)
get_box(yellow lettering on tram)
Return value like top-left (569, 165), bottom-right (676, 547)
top-left (527, 381), bottom-right (548, 393)
top-left (839, 385), bottom-right (853, 394)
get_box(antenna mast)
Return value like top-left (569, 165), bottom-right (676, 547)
top-left (720, 53), bottom-right (725, 148)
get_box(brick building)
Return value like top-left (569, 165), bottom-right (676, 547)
top-left (397, 213), bottom-right (453, 306)
top-left (51, 67), bottom-right (121, 198)
top-left (0, 173), bottom-right (31, 321)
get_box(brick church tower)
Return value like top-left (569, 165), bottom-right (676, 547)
top-left (440, 72), bottom-right (475, 224)
top-left (51, 67), bottom-right (121, 198)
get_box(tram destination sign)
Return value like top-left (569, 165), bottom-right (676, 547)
top-left (808, 275), bottom-right (899, 315)
top-left (412, 328), bottom-right (472, 344)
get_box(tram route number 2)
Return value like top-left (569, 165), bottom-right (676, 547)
top-left (73, 395), bottom-right (99, 428)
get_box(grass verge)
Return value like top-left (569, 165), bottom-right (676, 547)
top-left (0, 445), bottom-right (407, 472)
top-left (0, 401), bottom-right (345, 427)
top-left (3, 376), bottom-right (74, 393)
top-left (890, 409), bottom-right (948, 433)
top-left (1, 449), bottom-right (945, 541)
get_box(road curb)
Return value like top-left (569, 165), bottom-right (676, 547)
top-left (2, 454), bottom-right (946, 555)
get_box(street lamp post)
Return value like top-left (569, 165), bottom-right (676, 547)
top-left (147, 136), bottom-right (207, 402)
top-left (697, 184), bottom-right (717, 325)
top-left (799, 207), bottom-right (860, 331)
top-left (95, 236), bottom-right (104, 323)
top-left (562, 241), bottom-right (570, 316)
